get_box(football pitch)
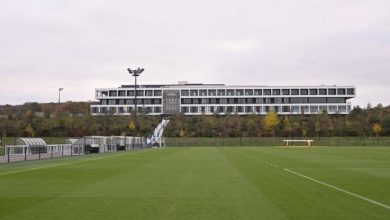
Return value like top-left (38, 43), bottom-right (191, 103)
top-left (1, 147), bottom-right (390, 219)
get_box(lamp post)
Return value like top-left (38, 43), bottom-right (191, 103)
top-left (127, 67), bottom-right (144, 135)
top-left (58, 88), bottom-right (63, 105)
top-left (57, 88), bottom-right (63, 137)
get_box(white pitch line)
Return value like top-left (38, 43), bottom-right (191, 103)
top-left (0, 149), bottom-right (153, 176)
top-left (284, 168), bottom-right (390, 211)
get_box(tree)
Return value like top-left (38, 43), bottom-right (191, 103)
top-left (25, 124), bottom-right (35, 137)
top-left (261, 111), bottom-right (279, 137)
top-left (283, 116), bottom-right (291, 138)
top-left (372, 123), bottom-right (382, 137)
top-left (179, 128), bottom-right (185, 138)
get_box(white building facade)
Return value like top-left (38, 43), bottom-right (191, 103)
top-left (90, 83), bottom-right (356, 115)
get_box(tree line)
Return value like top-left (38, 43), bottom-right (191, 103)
top-left (0, 102), bottom-right (389, 139)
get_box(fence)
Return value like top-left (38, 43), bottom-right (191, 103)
top-left (166, 137), bottom-right (390, 147)
top-left (0, 145), bottom-right (84, 164)
top-left (0, 136), bottom-right (148, 164)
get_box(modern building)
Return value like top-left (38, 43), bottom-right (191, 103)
top-left (90, 82), bottom-right (356, 116)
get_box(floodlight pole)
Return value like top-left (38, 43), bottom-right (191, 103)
top-left (58, 88), bottom-right (63, 107)
top-left (127, 67), bottom-right (144, 135)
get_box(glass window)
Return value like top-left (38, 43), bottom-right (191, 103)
top-left (227, 89), bottom-right (235, 96)
top-left (154, 90), bottom-right (162, 96)
top-left (208, 89), bottom-right (216, 96)
top-left (199, 90), bottom-right (207, 96)
top-left (254, 89), bottom-right (262, 95)
top-left (291, 89), bottom-right (299, 95)
top-left (127, 90), bottom-right (134, 96)
top-left (328, 89), bottom-right (336, 95)
top-left (300, 89), bottom-right (308, 95)
top-left (245, 106), bottom-right (253, 113)
top-left (118, 90), bottom-right (126, 96)
top-left (145, 90), bottom-right (153, 96)
top-left (109, 90), bottom-right (117, 97)
top-left (347, 88), bottom-right (355, 95)
top-left (190, 107), bottom-right (198, 113)
top-left (181, 90), bottom-right (189, 96)
top-left (310, 106), bottom-right (319, 113)
top-left (319, 89), bottom-right (327, 95)
top-left (217, 89), bottom-right (225, 96)
top-left (282, 89), bottom-right (290, 95)
top-left (136, 90), bottom-right (144, 96)
top-left (337, 88), bottom-right (346, 95)
top-left (309, 89), bottom-right (317, 95)
top-left (236, 89), bottom-right (244, 96)
top-left (245, 89), bottom-right (253, 95)
top-left (154, 107), bottom-right (161, 113)
top-left (264, 89), bottom-right (271, 95)
top-left (190, 90), bottom-right (198, 96)
top-left (181, 107), bottom-right (189, 113)
top-left (272, 89), bottom-right (280, 95)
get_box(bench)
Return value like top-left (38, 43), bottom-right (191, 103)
top-left (283, 139), bottom-right (314, 147)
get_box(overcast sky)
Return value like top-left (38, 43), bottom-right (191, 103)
top-left (1, 0), bottom-right (389, 107)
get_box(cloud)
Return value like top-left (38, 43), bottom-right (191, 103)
top-left (0, 0), bottom-right (389, 107)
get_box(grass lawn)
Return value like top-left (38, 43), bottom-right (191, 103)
top-left (0, 147), bottom-right (390, 219)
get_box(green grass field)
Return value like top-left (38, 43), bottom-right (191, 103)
top-left (1, 147), bottom-right (390, 219)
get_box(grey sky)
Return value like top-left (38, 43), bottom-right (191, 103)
top-left (1, 0), bottom-right (389, 107)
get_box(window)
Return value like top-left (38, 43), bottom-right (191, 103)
top-left (338, 105), bottom-right (347, 112)
top-left (136, 90), bottom-right (144, 96)
top-left (190, 90), bottom-right (198, 96)
top-left (181, 90), bottom-right (189, 96)
top-left (154, 107), bottom-right (161, 113)
top-left (118, 90), bottom-right (126, 96)
top-left (154, 90), bottom-right (162, 96)
top-left (245, 89), bottom-right (253, 95)
top-left (329, 105), bottom-right (337, 112)
top-left (254, 89), bottom-right (262, 95)
top-left (319, 89), bottom-right (327, 95)
top-left (201, 98), bottom-right (209, 104)
top-left (109, 99), bottom-right (116, 105)
top-left (144, 99), bottom-right (152, 104)
top-left (282, 106), bottom-right (290, 112)
top-left (347, 88), bottom-right (355, 95)
top-left (208, 89), bottom-right (216, 96)
top-left (328, 89), bottom-right (336, 95)
top-left (190, 107), bottom-right (198, 113)
top-left (309, 97), bottom-right (326, 103)
top-left (227, 89), bottom-right (234, 96)
top-left (290, 98), bottom-right (308, 103)
top-left (282, 89), bottom-right (290, 95)
top-left (238, 98), bottom-right (245, 104)
top-left (327, 97), bottom-right (345, 103)
top-left (245, 106), bottom-right (253, 113)
top-left (217, 89), bottom-right (225, 96)
top-left (309, 89), bottom-right (317, 95)
top-left (126, 99), bottom-right (134, 104)
top-left (236, 89), bottom-right (244, 96)
top-left (237, 106), bottom-right (244, 113)
top-left (181, 107), bottom-right (189, 113)
top-left (109, 90), bottom-right (117, 97)
top-left (192, 98), bottom-right (199, 104)
top-left (127, 90), bottom-right (134, 96)
top-left (300, 89), bottom-right (308, 95)
top-left (272, 89), bottom-right (280, 95)
top-left (337, 88), bottom-right (346, 95)
top-left (310, 106), bottom-right (319, 113)
top-left (153, 99), bottom-right (161, 104)
top-left (217, 106), bottom-right (225, 113)
top-left (291, 89), bottom-right (299, 95)
top-left (145, 90), bottom-right (153, 96)
top-left (199, 90), bottom-right (207, 96)
top-left (220, 98), bottom-right (227, 104)
top-left (264, 89), bottom-right (271, 95)
top-left (92, 107), bottom-right (99, 113)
